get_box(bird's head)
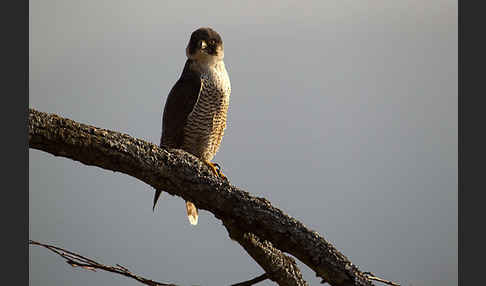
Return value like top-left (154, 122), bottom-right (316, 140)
top-left (186, 27), bottom-right (224, 64)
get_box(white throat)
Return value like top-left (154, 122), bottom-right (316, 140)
top-left (186, 46), bottom-right (224, 67)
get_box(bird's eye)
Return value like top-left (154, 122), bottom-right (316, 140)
top-left (210, 40), bottom-right (216, 45)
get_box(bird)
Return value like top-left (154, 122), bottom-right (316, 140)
top-left (153, 27), bottom-right (231, 226)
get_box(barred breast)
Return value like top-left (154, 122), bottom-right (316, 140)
top-left (182, 61), bottom-right (231, 161)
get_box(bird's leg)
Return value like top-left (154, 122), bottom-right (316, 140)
top-left (205, 161), bottom-right (227, 180)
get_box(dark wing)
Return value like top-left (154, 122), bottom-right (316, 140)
top-left (153, 60), bottom-right (201, 211)
top-left (160, 60), bottom-right (201, 148)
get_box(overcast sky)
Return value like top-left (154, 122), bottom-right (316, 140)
top-left (30, 1), bottom-right (457, 285)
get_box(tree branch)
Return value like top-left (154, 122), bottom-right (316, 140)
top-left (29, 108), bottom-right (306, 285)
top-left (29, 240), bottom-right (179, 286)
top-left (224, 219), bottom-right (307, 286)
top-left (29, 108), bottom-right (381, 286)
top-left (231, 273), bottom-right (270, 286)
top-left (363, 273), bottom-right (400, 286)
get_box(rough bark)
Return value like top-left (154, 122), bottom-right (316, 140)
top-left (29, 108), bottom-right (374, 286)
top-left (224, 219), bottom-right (308, 286)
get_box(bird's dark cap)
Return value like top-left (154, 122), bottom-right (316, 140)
top-left (187, 27), bottom-right (223, 56)
top-left (190, 27), bottom-right (223, 44)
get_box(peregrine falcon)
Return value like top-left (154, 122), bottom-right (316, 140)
top-left (153, 27), bottom-right (231, 226)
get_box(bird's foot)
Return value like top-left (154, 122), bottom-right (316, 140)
top-left (205, 161), bottom-right (227, 181)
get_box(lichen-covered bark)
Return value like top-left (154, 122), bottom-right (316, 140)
top-left (29, 108), bottom-right (374, 286)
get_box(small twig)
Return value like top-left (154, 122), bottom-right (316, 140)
top-left (231, 273), bottom-right (270, 286)
top-left (116, 263), bottom-right (131, 273)
top-left (29, 239), bottom-right (179, 286)
top-left (364, 272), bottom-right (400, 286)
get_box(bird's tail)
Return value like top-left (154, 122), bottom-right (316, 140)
top-left (153, 189), bottom-right (162, 211)
top-left (185, 201), bottom-right (199, 225)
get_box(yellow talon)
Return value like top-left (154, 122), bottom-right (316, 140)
top-left (205, 161), bottom-right (226, 179)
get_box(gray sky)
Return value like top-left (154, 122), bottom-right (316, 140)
top-left (29, 1), bottom-right (457, 285)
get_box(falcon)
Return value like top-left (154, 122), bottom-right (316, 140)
top-left (153, 27), bottom-right (231, 225)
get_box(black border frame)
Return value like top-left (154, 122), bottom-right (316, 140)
top-left (459, 1), bottom-right (484, 285)
top-left (5, 0), bottom-right (28, 285)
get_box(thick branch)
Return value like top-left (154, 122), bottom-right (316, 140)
top-left (29, 109), bottom-right (303, 285)
top-left (225, 219), bottom-right (307, 286)
top-left (29, 108), bottom-right (375, 286)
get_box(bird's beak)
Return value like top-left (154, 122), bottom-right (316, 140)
top-left (200, 40), bottom-right (207, 50)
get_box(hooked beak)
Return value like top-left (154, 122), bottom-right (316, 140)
top-left (200, 40), bottom-right (207, 51)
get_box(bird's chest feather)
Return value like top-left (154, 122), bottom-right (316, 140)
top-left (191, 66), bottom-right (230, 125)
top-left (183, 63), bottom-right (231, 159)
